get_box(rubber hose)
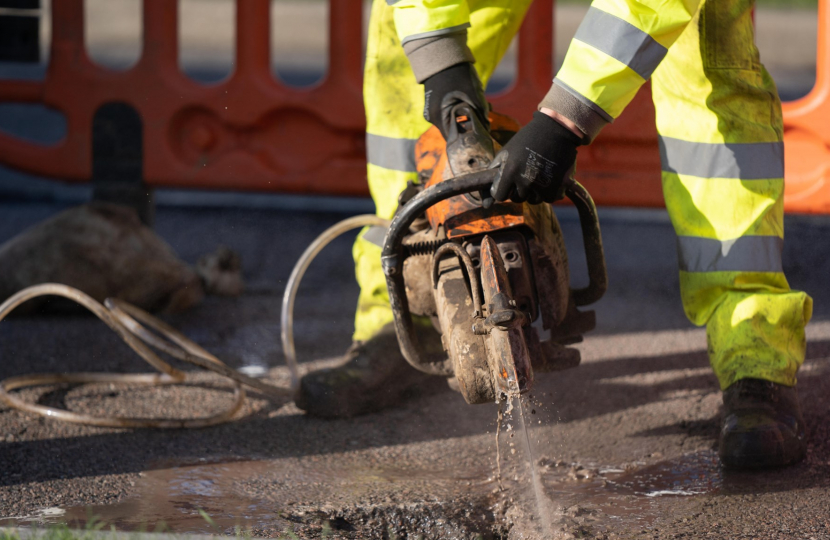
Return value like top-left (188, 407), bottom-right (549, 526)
top-left (0, 215), bottom-right (390, 428)
top-left (0, 283), bottom-right (253, 428)
top-left (281, 215), bottom-right (390, 391)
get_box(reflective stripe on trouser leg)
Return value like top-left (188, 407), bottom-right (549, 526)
top-left (652, 0), bottom-right (812, 390)
top-left (354, 0), bottom-right (532, 341)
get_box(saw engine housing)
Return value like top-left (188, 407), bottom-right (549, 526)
top-left (382, 107), bottom-right (607, 404)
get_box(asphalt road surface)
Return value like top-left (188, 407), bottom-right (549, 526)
top-left (1, 200), bottom-right (830, 539)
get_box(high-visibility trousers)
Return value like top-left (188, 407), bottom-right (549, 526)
top-left (355, 0), bottom-right (812, 390)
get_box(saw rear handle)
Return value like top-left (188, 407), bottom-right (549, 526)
top-left (381, 170), bottom-right (608, 376)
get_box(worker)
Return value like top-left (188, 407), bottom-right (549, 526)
top-left (295, 0), bottom-right (812, 469)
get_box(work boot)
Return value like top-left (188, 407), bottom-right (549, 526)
top-left (294, 324), bottom-right (442, 418)
top-left (718, 378), bottom-right (807, 469)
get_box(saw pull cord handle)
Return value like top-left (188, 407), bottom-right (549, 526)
top-left (565, 180), bottom-right (608, 306)
top-left (381, 168), bottom-right (500, 376)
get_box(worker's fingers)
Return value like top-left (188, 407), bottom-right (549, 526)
top-left (510, 183), bottom-right (534, 202)
top-left (512, 183), bottom-right (529, 203)
top-left (541, 163), bottom-right (576, 202)
top-left (489, 152), bottom-right (513, 202)
top-left (527, 191), bottom-right (543, 205)
top-left (541, 190), bottom-right (558, 203)
top-left (480, 190), bottom-right (495, 209)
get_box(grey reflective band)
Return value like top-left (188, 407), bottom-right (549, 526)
top-left (386, 0), bottom-right (401, 4)
top-left (659, 137), bottom-right (785, 180)
top-left (362, 226), bottom-right (388, 247)
top-left (552, 78), bottom-right (614, 123)
top-left (677, 236), bottom-right (783, 273)
top-left (366, 133), bottom-right (418, 172)
top-left (573, 7), bottom-right (668, 80)
top-left (401, 23), bottom-right (471, 45)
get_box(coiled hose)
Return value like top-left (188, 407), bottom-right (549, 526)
top-left (0, 215), bottom-right (389, 429)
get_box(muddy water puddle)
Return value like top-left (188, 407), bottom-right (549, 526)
top-left (536, 450), bottom-right (724, 535)
top-left (23, 457), bottom-right (497, 536)
top-left (9, 450), bottom-right (733, 538)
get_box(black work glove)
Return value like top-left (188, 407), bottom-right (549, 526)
top-left (489, 111), bottom-right (582, 205)
top-left (423, 62), bottom-right (489, 140)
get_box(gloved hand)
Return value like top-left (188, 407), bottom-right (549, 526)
top-left (422, 62), bottom-right (489, 140)
top-left (489, 111), bottom-right (583, 205)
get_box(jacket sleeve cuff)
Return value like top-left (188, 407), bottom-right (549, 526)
top-left (403, 30), bottom-right (475, 83)
top-left (538, 81), bottom-right (611, 144)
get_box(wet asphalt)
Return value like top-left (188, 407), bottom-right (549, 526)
top-left (1, 199), bottom-right (829, 539)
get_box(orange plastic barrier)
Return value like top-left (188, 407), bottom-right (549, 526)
top-left (0, 0), bottom-right (368, 195)
top-left (0, 0), bottom-right (551, 198)
top-left (781, 0), bottom-right (830, 213)
top-left (0, 0), bottom-right (828, 212)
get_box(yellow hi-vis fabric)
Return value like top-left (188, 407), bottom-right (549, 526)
top-left (389, 0), bottom-right (471, 44)
top-left (651, 0), bottom-right (811, 389)
top-left (359, 0), bottom-right (811, 391)
top-left (355, 0), bottom-right (532, 341)
top-left (552, 0), bottom-right (810, 388)
top-left (555, 0), bottom-right (701, 121)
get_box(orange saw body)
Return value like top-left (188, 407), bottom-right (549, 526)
top-left (381, 107), bottom-right (607, 403)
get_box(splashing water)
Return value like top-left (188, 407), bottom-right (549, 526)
top-left (496, 391), bottom-right (557, 539)
top-left (513, 394), bottom-right (555, 538)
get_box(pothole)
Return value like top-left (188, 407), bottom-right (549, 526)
top-left (5, 451), bottom-right (727, 538)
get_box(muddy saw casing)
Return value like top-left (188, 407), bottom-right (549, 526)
top-left (381, 107), bottom-right (607, 404)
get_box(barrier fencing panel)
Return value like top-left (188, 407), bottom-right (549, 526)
top-left (0, 0), bottom-right (828, 212)
top-left (781, 0), bottom-right (830, 213)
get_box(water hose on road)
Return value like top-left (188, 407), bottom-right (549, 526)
top-left (280, 214), bottom-right (391, 391)
top-left (0, 215), bottom-right (389, 429)
top-left (0, 284), bottom-right (286, 428)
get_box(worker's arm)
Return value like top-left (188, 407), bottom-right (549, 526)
top-left (542, 0), bottom-right (702, 143)
top-left (389, 1), bottom-right (488, 138)
top-left (390, 0), bottom-right (474, 82)
top-left (491, 0), bottom-right (702, 204)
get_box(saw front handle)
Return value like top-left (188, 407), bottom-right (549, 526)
top-left (381, 170), bottom-right (608, 376)
top-left (567, 181), bottom-right (608, 307)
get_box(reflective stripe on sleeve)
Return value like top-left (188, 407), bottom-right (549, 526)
top-left (366, 133), bottom-right (419, 173)
top-left (677, 235), bottom-right (783, 273)
top-left (659, 137), bottom-right (785, 180)
top-left (573, 7), bottom-right (668, 80)
top-left (400, 23), bottom-right (471, 44)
